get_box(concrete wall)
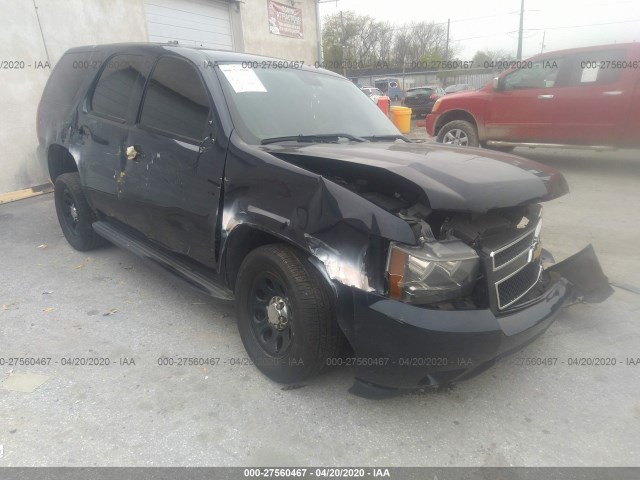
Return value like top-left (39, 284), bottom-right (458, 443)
top-left (238, 0), bottom-right (319, 65)
top-left (0, 0), bottom-right (148, 195)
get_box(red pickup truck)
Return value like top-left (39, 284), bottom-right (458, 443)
top-left (426, 43), bottom-right (640, 151)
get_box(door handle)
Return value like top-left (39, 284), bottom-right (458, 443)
top-left (603, 90), bottom-right (623, 96)
top-left (537, 94), bottom-right (554, 99)
top-left (126, 145), bottom-right (141, 161)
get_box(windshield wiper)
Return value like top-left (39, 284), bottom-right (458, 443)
top-left (260, 133), bottom-right (367, 145)
top-left (361, 134), bottom-right (410, 142)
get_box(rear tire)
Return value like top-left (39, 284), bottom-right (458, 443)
top-left (436, 120), bottom-right (479, 147)
top-left (234, 244), bottom-right (344, 384)
top-left (54, 172), bottom-right (106, 251)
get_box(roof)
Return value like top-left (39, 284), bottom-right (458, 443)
top-left (63, 42), bottom-right (341, 78)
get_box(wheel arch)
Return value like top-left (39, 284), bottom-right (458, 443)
top-left (434, 109), bottom-right (480, 138)
top-left (222, 225), bottom-right (308, 291)
top-left (48, 144), bottom-right (78, 182)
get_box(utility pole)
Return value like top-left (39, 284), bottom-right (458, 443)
top-left (340, 10), bottom-right (346, 76)
top-left (540, 30), bottom-right (546, 53)
top-left (443, 18), bottom-right (450, 87)
top-left (444, 18), bottom-right (450, 62)
top-left (316, 1), bottom-right (323, 64)
top-left (516, 0), bottom-right (524, 59)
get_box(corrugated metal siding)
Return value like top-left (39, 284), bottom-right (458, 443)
top-left (144, 0), bottom-right (233, 50)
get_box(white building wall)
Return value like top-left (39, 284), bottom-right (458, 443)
top-left (238, 0), bottom-right (319, 65)
top-left (0, 0), bottom-right (148, 195)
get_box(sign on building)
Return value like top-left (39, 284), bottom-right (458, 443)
top-left (267, 0), bottom-right (303, 38)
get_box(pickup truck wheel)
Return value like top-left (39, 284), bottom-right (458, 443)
top-left (235, 244), bottom-right (343, 384)
top-left (54, 173), bottom-right (106, 251)
top-left (437, 120), bottom-right (479, 147)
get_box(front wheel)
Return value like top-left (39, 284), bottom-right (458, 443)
top-left (436, 120), bottom-right (479, 147)
top-left (234, 244), bottom-right (345, 384)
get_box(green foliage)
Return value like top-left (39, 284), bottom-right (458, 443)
top-left (321, 12), bottom-right (456, 73)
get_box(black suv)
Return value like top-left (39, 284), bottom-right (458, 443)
top-left (402, 86), bottom-right (446, 117)
top-left (37, 44), bottom-right (611, 397)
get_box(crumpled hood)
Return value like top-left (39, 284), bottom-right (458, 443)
top-left (262, 142), bottom-right (569, 212)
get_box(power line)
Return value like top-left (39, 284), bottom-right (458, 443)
top-left (531, 18), bottom-right (640, 30)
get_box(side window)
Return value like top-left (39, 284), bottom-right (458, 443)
top-left (140, 57), bottom-right (211, 141)
top-left (91, 55), bottom-right (144, 120)
top-left (504, 58), bottom-right (563, 90)
top-left (568, 49), bottom-right (625, 86)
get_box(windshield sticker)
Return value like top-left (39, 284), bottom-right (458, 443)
top-left (218, 64), bottom-right (267, 93)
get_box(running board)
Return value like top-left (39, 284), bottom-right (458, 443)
top-left (485, 141), bottom-right (617, 151)
top-left (93, 221), bottom-right (234, 301)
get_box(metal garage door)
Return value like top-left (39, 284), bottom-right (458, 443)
top-left (144, 0), bottom-right (234, 50)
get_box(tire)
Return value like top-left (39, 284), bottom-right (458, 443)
top-left (436, 120), bottom-right (479, 147)
top-left (234, 244), bottom-right (344, 384)
top-left (54, 172), bottom-right (106, 251)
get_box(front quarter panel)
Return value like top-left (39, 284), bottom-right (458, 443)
top-left (219, 132), bottom-right (416, 293)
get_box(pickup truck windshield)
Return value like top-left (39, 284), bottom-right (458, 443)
top-left (213, 62), bottom-right (400, 144)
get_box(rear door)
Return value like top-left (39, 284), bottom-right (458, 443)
top-left (551, 48), bottom-right (629, 145)
top-left (485, 56), bottom-right (565, 142)
top-left (121, 56), bottom-right (225, 268)
top-left (78, 54), bottom-right (148, 222)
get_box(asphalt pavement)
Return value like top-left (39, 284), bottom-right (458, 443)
top-left (1, 139), bottom-right (639, 466)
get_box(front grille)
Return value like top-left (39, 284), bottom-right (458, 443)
top-left (496, 261), bottom-right (542, 310)
top-left (484, 217), bottom-right (543, 311)
top-left (492, 230), bottom-right (536, 270)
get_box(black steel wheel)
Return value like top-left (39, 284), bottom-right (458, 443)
top-left (235, 244), bottom-right (345, 384)
top-left (248, 272), bottom-right (294, 357)
top-left (54, 172), bottom-right (106, 251)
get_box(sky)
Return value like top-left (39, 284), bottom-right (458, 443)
top-left (318, 0), bottom-right (640, 60)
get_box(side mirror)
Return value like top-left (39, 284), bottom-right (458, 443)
top-left (492, 76), bottom-right (504, 91)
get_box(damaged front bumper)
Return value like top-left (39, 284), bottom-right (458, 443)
top-left (337, 245), bottom-right (613, 398)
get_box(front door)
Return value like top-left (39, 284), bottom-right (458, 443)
top-left (120, 56), bottom-right (226, 268)
top-left (485, 56), bottom-right (565, 142)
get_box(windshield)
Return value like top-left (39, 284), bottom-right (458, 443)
top-left (214, 62), bottom-right (400, 144)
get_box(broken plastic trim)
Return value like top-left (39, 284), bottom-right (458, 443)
top-left (548, 244), bottom-right (614, 303)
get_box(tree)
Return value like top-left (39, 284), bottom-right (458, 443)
top-left (322, 12), bottom-right (455, 73)
top-left (472, 49), bottom-right (515, 69)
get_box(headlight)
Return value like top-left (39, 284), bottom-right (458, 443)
top-left (386, 241), bottom-right (480, 304)
top-left (431, 98), bottom-right (442, 113)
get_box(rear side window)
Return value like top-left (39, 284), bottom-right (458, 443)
top-left (91, 55), bottom-right (145, 120)
top-left (139, 57), bottom-right (211, 141)
top-left (568, 49), bottom-right (626, 85)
